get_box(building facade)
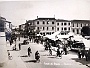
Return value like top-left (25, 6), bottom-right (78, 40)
top-left (56, 19), bottom-right (71, 34)
top-left (34, 17), bottom-right (56, 36)
top-left (71, 20), bottom-right (90, 34)
top-left (23, 17), bottom-right (90, 36)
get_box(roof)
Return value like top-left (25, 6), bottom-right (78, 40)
top-left (5, 21), bottom-right (11, 23)
top-left (71, 20), bottom-right (90, 23)
top-left (0, 17), bottom-right (6, 20)
top-left (35, 18), bottom-right (56, 20)
top-left (56, 19), bottom-right (71, 22)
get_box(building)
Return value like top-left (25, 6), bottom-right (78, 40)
top-left (25, 20), bottom-right (36, 37)
top-left (0, 16), bottom-right (8, 66)
top-left (19, 24), bottom-right (25, 37)
top-left (71, 20), bottom-right (90, 34)
top-left (22, 16), bottom-right (90, 36)
top-left (19, 24), bottom-right (25, 31)
top-left (34, 17), bottom-right (56, 36)
top-left (56, 19), bottom-right (71, 34)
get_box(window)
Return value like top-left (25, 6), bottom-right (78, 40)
top-left (43, 33), bottom-right (45, 36)
top-left (37, 21), bottom-right (39, 24)
top-left (88, 24), bottom-right (89, 26)
top-left (62, 27), bottom-right (63, 30)
top-left (43, 27), bottom-right (44, 30)
top-left (61, 23), bottom-right (63, 26)
top-left (77, 23), bottom-right (78, 27)
top-left (81, 24), bottom-right (82, 27)
top-left (0, 22), bottom-right (4, 32)
top-left (47, 21), bottom-right (49, 24)
top-left (68, 27), bottom-right (70, 30)
top-left (46, 32), bottom-right (49, 35)
top-left (40, 33), bottom-right (42, 35)
top-left (64, 27), bottom-right (67, 30)
top-left (57, 23), bottom-right (59, 26)
top-left (52, 32), bottom-right (54, 34)
top-left (37, 27), bottom-right (39, 30)
top-left (85, 24), bottom-right (86, 26)
top-left (77, 29), bottom-right (79, 34)
top-left (57, 28), bottom-right (59, 31)
top-left (52, 27), bottom-right (54, 30)
top-left (68, 23), bottom-right (70, 25)
top-left (52, 22), bottom-right (54, 24)
top-left (64, 23), bottom-right (67, 25)
top-left (47, 27), bottom-right (48, 30)
top-left (73, 23), bottom-right (74, 27)
top-left (43, 21), bottom-right (45, 24)
top-left (73, 29), bottom-right (75, 32)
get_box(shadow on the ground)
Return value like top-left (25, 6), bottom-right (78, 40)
top-left (41, 54), bottom-right (56, 56)
top-left (72, 58), bottom-right (90, 65)
top-left (24, 59), bottom-right (37, 63)
top-left (48, 56), bottom-right (56, 58)
top-left (20, 55), bottom-right (28, 57)
top-left (7, 49), bottom-right (19, 51)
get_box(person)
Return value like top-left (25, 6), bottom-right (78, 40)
top-left (7, 50), bottom-right (12, 60)
top-left (28, 47), bottom-right (32, 57)
top-left (63, 46), bottom-right (67, 55)
top-left (85, 50), bottom-right (88, 61)
top-left (58, 44), bottom-right (60, 49)
top-left (56, 48), bottom-right (60, 57)
top-left (78, 48), bottom-right (81, 59)
top-left (81, 49), bottom-right (85, 58)
top-left (88, 48), bottom-right (90, 60)
top-left (59, 48), bottom-right (63, 58)
top-left (49, 48), bottom-right (52, 55)
top-left (48, 43), bottom-right (51, 50)
top-left (19, 43), bottom-right (21, 50)
top-left (35, 51), bottom-right (40, 62)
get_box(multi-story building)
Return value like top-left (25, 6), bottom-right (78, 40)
top-left (19, 24), bottom-right (25, 31)
top-left (0, 16), bottom-right (11, 66)
top-left (23, 17), bottom-right (90, 36)
top-left (34, 17), bottom-right (56, 36)
top-left (71, 20), bottom-right (90, 34)
top-left (19, 24), bottom-right (25, 37)
top-left (56, 19), bottom-right (71, 35)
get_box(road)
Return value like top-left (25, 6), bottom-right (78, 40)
top-left (19, 39), bottom-right (88, 68)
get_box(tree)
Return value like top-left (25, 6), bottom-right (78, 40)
top-left (81, 26), bottom-right (90, 36)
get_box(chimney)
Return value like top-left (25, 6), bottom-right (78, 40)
top-left (54, 15), bottom-right (55, 18)
top-left (37, 16), bottom-right (38, 19)
top-left (26, 20), bottom-right (27, 23)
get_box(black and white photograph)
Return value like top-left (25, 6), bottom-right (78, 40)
top-left (0, 0), bottom-right (90, 68)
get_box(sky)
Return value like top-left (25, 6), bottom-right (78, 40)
top-left (0, 0), bottom-right (90, 26)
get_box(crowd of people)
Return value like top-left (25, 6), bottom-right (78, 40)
top-left (8, 34), bottom-right (90, 62)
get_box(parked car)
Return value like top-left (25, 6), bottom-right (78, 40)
top-left (71, 42), bottom-right (85, 51)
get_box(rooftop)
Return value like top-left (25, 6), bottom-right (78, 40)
top-left (56, 19), bottom-right (71, 22)
top-left (35, 17), bottom-right (56, 20)
top-left (71, 20), bottom-right (90, 22)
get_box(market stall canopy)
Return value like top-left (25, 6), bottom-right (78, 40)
top-left (82, 38), bottom-right (90, 49)
top-left (71, 35), bottom-right (84, 41)
top-left (51, 31), bottom-right (60, 36)
top-left (43, 31), bottom-right (60, 39)
top-left (57, 34), bottom-right (69, 39)
top-left (36, 34), bottom-right (43, 36)
top-left (67, 32), bottom-right (75, 36)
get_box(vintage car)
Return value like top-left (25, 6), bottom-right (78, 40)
top-left (71, 42), bottom-right (85, 51)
